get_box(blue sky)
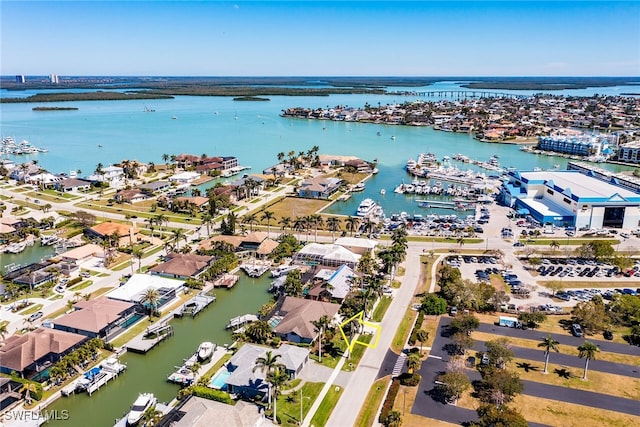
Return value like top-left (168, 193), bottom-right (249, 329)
top-left (1, 1), bottom-right (639, 76)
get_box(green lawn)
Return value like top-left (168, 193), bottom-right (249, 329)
top-left (391, 308), bottom-right (417, 353)
top-left (372, 296), bottom-right (392, 322)
top-left (19, 304), bottom-right (43, 316)
top-left (355, 377), bottom-right (391, 427)
top-left (343, 334), bottom-right (372, 372)
top-left (310, 383), bottom-right (344, 427)
top-left (273, 382), bottom-right (324, 426)
top-left (69, 280), bottom-right (93, 291)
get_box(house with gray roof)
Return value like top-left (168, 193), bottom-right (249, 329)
top-left (224, 344), bottom-right (309, 399)
top-left (161, 396), bottom-right (273, 427)
top-left (297, 177), bottom-right (342, 199)
top-left (271, 297), bottom-right (341, 344)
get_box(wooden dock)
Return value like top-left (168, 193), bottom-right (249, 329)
top-left (126, 323), bottom-right (174, 354)
top-left (211, 273), bottom-right (239, 288)
top-left (226, 313), bottom-right (259, 330)
top-left (173, 292), bottom-right (216, 318)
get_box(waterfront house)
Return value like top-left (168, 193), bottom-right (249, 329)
top-left (137, 180), bottom-right (171, 193)
top-left (0, 328), bottom-right (87, 379)
top-left (225, 344), bottom-right (309, 399)
top-left (198, 232), bottom-right (278, 258)
top-left (0, 377), bottom-right (23, 411)
top-left (107, 273), bottom-right (184, 309)
top-left (270, 296), bottom-right (341, 344)
top-left (169, 171), bottom-right (201, 185)
top-left (149, 253), bottom-right (214, 279)
top-left (292, 243), bottom-right (360, 269)
top-left (344, 159), bottom-right (372, 173)
top-left (53, 296), bottom-right (136, 339)
top-left (88, 165), bottom-right (125, 188)
top-left (297, 177), bottom-right (342, 199)
top-left (55, 177), bottom-right (92, 193)
top-left (59, 243), bottom-right (104, 264)
top-left (307, 264), bottom-right (355, 302)
top-left (333, 237), bottom-right (378, 255)
top-left (163, 396), bottom-right (273, 427)
top-left (114, 188), bottom-right (148, 204)
top-left (174, 196), bottom-right (210, 211)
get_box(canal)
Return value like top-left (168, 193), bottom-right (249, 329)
top-left (46, 271), bottom-right (272, 427)
top-left (0, 243), bottom-right (55, 273)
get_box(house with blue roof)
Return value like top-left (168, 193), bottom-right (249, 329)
top-left (499, 170), bottom-right (640, 229)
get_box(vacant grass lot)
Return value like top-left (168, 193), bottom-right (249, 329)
top-left (472, 330), bottom-right (640, 366)
top-left (273, 381), bottom-right (323, 426)
top-left (510, 394), bottom-right (640, 427)
top-left (372, 296), bottom-right (392, 322)
top-left (252, 196), bottom-right (329, 222)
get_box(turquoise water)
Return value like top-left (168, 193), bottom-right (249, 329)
top-left (209, 368), bottom-right (231, 390)
top-left (0, 242), bottom-right (55, 272)
top-left (1, 82), bottom-right (635, 221)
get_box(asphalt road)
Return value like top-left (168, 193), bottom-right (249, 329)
top-left (411, 316), bottom-right (640, 425)
top-left (477, 321), bottom-right (640, 357)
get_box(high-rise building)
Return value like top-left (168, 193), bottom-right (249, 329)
top-left (49, 74), bottom-right (59, 84)
top-left (15, 75), bottom-right (25, 83)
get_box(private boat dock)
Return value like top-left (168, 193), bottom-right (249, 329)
top-left (173, 292), bottom-right (216, 318)
top-left (126, 322), bottom-right (174, 354)
top-left (226, 314), bottom-right (259, 330)
top-left (211, 273), bottom-right (239, 288)
top-left (239, 261), bottom-right (271, 277)
top-left (113, 403), bottom-right (172, 427)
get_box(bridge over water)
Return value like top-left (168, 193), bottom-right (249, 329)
top-left (388, 90), bottom-right (529, 99)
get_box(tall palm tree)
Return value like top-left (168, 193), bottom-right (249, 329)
top-left (267, 366), bottom-right (289, 425)
top-left (145, 217), bottom-right (156, 239)
top-left (254, 351), bottom-right (284, 414)
top-left (262, 210), bottom-right (275, 235)
top-left (155, 214), bottom-right (168, 236)
top-left (140, 288), bottom-right (161, 318)
top-left (132, 248), bottom-right (144, 273)
top-left (538, 335), bottom-right (560, 374)
top-left (406, 353), bottom-right (422, 373)
top-left (278, 216), bottom-right (291, 232)
top-left (162, 153), bottom-right (170, 164)
top-left (326, 217), bottom-right (341, 242)
top-left (550, 240), bottom-right (560, 253)
top-left (292, 216), bottom-right (306, 241)
top-left (309, 214), bottom-right (324, 242)
top-left (244, 213), bottom-right (258, 232)
top-left (172, 228), bottom-right (185, 251)
top-left (345, 216), bottom-right (360, 237)
top-left (577, 341), bottom-right (599, 380)
top-left (416, 329), bottom-right (429, 355)
top-left (311, 315), bottom-right (331, 363)
top-left (201, 213), bottom-right (213, 236)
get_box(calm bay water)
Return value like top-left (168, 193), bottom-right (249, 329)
top-left (1, 81), bottom-right (638, 425)
top-left (1, 82), bottom-right (636, 219)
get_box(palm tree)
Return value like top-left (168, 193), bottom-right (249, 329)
top-left (20, 382), bottom-right (39, 404)
top-left (538, 335), bottom-right (560, 374)
top-left (292, 216), bottom-right (306, 241)
top-left (254, 351), bottom-right (284, 415)
top-left (132, 248), bottom-right (144, 273)
top-left (155, 214), bottom-right (168, 236)
top-left (309, 214), bottom-right (324, 242)
top-left (311, 315), bottom-right (331, 363)
top-left (326, 217), bottom-right (341, 242)
top-left (0, 323), bottom-right (9, 340)
top-left (244, 213), bottom-right (258, 232)
top-left (577, 341), bottom-right (599, 380)
top-left (140, 288), bottom-right (161, 318)
top-left (267, 366), bottom-right (289, 425)
top-left (278, 216), bottom-right (291, 232)
top-left (456, 236), bottom-right (465, 247)
top-left (201, 213), bottom-right (213, 236)
top-left (172, 228), bottom-right (185, 251)
top-left (550, 240), bottom-right (560, 253)
top-left (416, 329), bottom-right (429, 355)
top-left (406, 353), bottom-right (422, 373)
top-left (345, 216), bottom-right (360, 237)
top-left (262, 210), bottom-right (275, 235)
top-left (162, 153), bottom-right (170, 164)
top-left (145, 217), bottom-right (156, 239)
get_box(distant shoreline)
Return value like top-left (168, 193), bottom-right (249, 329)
top-left (32, 106), bottom-right (79, 111)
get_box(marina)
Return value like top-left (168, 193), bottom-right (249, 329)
top-left (1, 136), bottom-right (48, 155)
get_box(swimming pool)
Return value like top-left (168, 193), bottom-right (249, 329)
top-left (209, 368), bottom-right (231, 390)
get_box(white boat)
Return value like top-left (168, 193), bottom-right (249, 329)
top-left (380, 189), bottom-right (386, 195)
top-left (390, 135), bottom-right (396, 140)
top-left (40, 235), bottom-right (59, 246)
top-left (127, 393), bottom-right (156, 426)
top-left (101, 356), bottom-right (127, 374)
top-left (270, 265), bottom-right (298, 278)
top-left (356, 198), bottom-right (378, 217)
top-left (351, 182), bottom-right (365, 192)
top-left (197, 341), bottom-right (215, 362)
top-left (4, 241), bottom-right (26, 254)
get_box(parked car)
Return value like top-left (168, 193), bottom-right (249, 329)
top-left (449, 306), bottom-right (458, 316)
top-left (571, 323), bottom-right (583, 337)
top-left (28, 311), bottom-right (44, 322)
top-left (603, 330), bottom-right (613, 340)
top-left (481, 353), bottom-right (490, 365)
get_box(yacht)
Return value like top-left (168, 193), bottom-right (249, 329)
top-left (270, 265), bottom-right (298, 278)
top-left (127, 393), bottom-right (157, 426)
top-left (351, 182), bottom-right (365, 192)
top-left (197, 342), bottom-right (215, 362)
top-left (4, 241), bottom-right (26, 254)
top-left (356, 198), bottom-right (378, 217)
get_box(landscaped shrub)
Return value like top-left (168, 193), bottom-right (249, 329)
top-left (399, 372), bottom-right (421, 387)
top-left (10, 377), bottom-right (44, 401)
top-left (190, 385), bottom-right (236, 405)
top-left (67, 277), bottom-right (83, 286)
top-left (378, 378), bottom-right (400, 424)
top-left (408, 311), bottom-right (425, 345)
